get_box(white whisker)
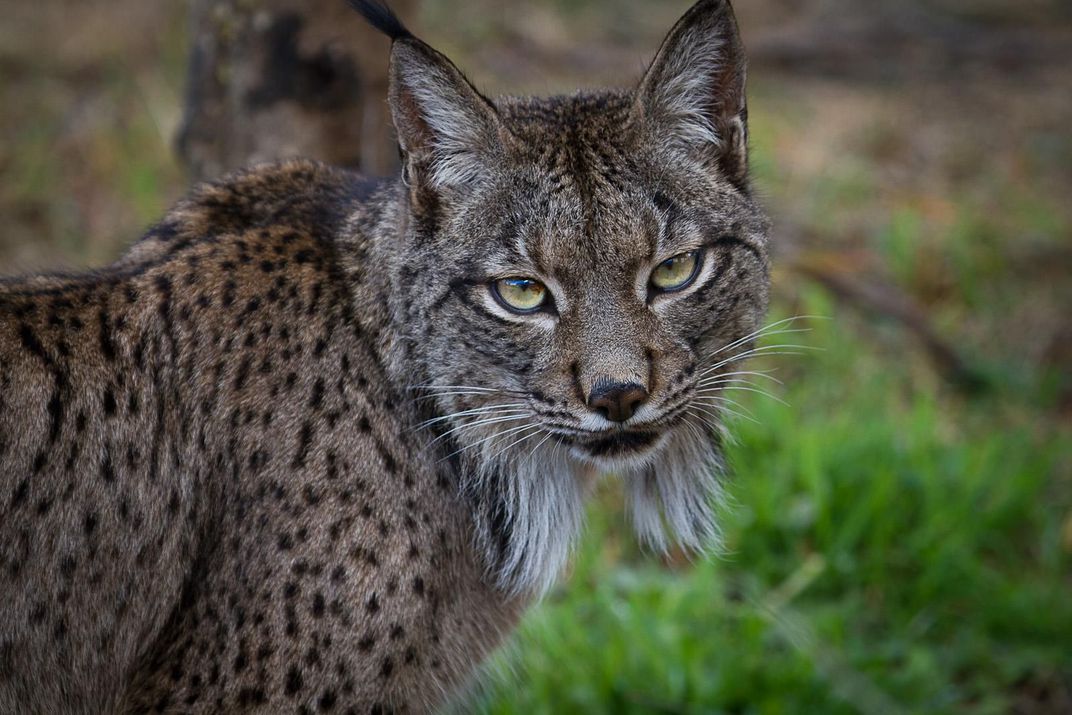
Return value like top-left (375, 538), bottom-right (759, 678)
top-left (699, 344), bottom-right (818, 378)
top-left (705, 385), bottom-right (790, 406)
top-left (696, 378), bottom-right (763, 390)
top-left (703, 315), bottom-right (821, 359)
top-left (690, 407), bottom-right (737, 446)
top-left (678, 412), bottom-right (706, 444)
top-left (429, 414), bottom-right (531, 446)
top-left (525, 430), bottom-right (556, 461)
top-left (440, 422), bottom-right (537, 462)
top-left (693, 394), bottom-right (756, 419)
top-left (699, 369), bottom-right (783, 385)
top-left (692, 400), bottom-right (759, 425)
top-left (687, 402), bottom-right (726, 422)
top-left (408, 383), bottom-right (502, 393)
top-left (415, 403), bottom-right (528, 430)
top-left (407, 391), bottom-right (506, 404)
top-left (490, 427), bottom-right (545, 463)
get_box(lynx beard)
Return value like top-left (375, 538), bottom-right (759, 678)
top-left (462, 415), bottom-right (724, 596)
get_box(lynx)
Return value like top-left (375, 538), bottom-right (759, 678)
top-left (0, 0), bottom-right (769, 711)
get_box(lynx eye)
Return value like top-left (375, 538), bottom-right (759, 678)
top-left (650, 250), bottom-right (701, 292)
top-left (492, 277), bottom-right (548, 313)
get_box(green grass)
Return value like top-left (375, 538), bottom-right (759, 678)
top-left (476, 294), bottom-right (1072, 714)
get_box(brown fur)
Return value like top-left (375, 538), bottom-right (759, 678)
top-left (0, 1), bottom-right (769, 711)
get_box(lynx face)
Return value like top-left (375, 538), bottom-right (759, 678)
top-left (374, 0), bottom-right (769, 592)
top-left (431, 96), bottom-right (768, 472)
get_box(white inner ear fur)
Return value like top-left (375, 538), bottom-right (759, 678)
top-left (647, 27), bottom-right (728, 151)
top-left (393, 50), bottom-right (497, 190)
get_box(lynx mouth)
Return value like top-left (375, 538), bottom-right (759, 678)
top-left (576, 429), bottom-right (664, 460)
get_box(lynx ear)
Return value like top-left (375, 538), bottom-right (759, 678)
top-left (635, 0), bottom-right (750, 189)
top-left (387, 39), bottom-right (507, 190)
top-left (348, 0), bottom-right (504, 189)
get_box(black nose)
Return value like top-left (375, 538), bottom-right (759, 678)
top-left (588, 381), bottom-right (649, 423)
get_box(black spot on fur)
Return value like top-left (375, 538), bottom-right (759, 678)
top-left (237, 687), bottom-right (267, 707)
top-left (318, 690), bottom-right (337, 711)
top-left (291, 421), bottom-right (315, 469)
top-left (11, 479), bottom-right (30, 509)
top-left (285, 665), bottom-right (304, 695)
top-left (103, 386), bottom-right (118, 416)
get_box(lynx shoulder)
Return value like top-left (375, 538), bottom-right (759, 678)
top-left (0, 1), bottom-right (769, 712)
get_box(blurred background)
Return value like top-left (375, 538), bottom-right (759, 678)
top-left (2, 0), bottom-right (1070, 712)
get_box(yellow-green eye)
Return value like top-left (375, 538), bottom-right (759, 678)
top-left (651, 250), bottom-right (701, 292)
top-left (493, 277), bottom-right (548, 313)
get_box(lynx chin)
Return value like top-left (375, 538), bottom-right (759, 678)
top-left (0, 0), bottom-right (770, 711)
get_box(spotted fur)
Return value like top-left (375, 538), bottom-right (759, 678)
top-left (0, 1), bottom-right (768, 711)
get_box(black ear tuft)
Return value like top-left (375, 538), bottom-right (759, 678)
top-left (346, 0), bottom-right (413, 41)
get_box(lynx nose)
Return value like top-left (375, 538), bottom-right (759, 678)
top-left (588, 381), bottom-right (649, 423)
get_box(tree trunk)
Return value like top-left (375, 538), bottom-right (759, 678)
top-left (177, 0), bottom-right (415, 182)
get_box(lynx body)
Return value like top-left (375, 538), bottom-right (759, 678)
top-left (0, 1), bottom-right (769, 711)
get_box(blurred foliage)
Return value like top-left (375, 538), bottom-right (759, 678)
top-left (1, 0), bottom-right (1070, 713)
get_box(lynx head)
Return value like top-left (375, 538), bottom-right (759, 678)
top-left (351, 0), bottom-right (770, 593)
